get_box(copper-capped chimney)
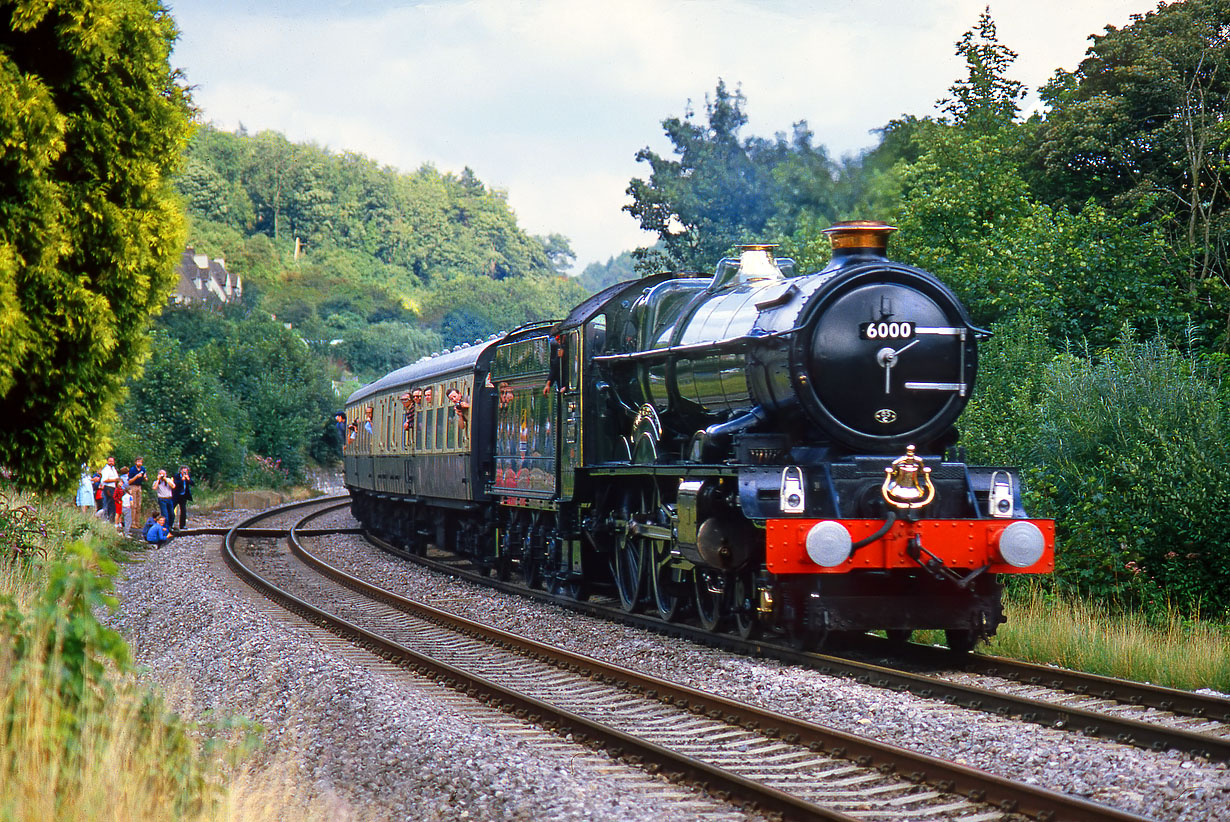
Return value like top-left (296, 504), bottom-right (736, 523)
top-left (820, 220), bottom-right (896, 271)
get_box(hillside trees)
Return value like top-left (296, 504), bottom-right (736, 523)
top-left (115, 308), bottom-right (337, 486)
top-left (176, 125), bottom-right (582, 378)
top-left (181, 126), bottom-right (563, 285)
top-left (578, 250), bottom-right (638, 293)
top-left (0, 0), bottom-right (191, 492)
top-left (1027, 0), bottom-right (1230, 344)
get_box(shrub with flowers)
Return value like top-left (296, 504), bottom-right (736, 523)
top-left (241, 453), bottom-right (292, 490)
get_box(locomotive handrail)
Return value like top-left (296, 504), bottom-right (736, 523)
top-left (591, 325), bottom-right (803, 364)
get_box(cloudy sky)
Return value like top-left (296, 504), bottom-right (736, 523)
top-left (167, 0), bottom-right (1161, 272)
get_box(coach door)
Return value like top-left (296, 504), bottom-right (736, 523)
top-left (558, 330), bottom-right (581, 500)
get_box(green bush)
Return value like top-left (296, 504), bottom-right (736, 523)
top-left (964, 324), bottom-right (1230, 619)
top-left (1036, 332), bottom-right (1230, 617)
top-left (116, 309), bottom-right (339, 489)
top-left (0, 494), bottom-right (264, 816)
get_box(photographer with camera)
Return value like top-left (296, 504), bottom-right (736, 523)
top-left (172, 465), bottom-right (193, 530)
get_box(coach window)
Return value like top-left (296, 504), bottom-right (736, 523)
top-left (379, 398), bottom-right (386, 450)
top-left (423, 403), bottom-right (434, 452)
top-left (388, 398), bottom-right (396, 450)
top-left (446, 384), bottom-right (458, 450)
top-left (375, 400), bottom-right (382, 452)
top-left (435, 384), bottom-right (446, 452)
top-left (419, 390), bottom-right (426, 451)
top-left (398, 401), bottom-right (408, 451)
top-left (385, 398), bottom-right (394, 450)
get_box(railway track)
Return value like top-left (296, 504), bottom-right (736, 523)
top-left (222, 497), bottom-right (1155, 822)
top-left (366, 516), bottom-right (1230, 766)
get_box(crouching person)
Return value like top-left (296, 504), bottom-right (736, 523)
top-left (145, 515), bottom-right (172, 547)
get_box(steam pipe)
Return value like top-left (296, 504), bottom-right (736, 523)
top-left (704, 406), bottom-right (767, 438)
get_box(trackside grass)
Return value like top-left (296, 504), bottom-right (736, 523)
top-left (984, 583), bottom-right (1230, 694)
top-left (0, 491), bottom-right (346, 822)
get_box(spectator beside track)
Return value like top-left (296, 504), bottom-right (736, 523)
top-left (335, 413), bottom-right (346, 451)
top-left (91, 469), bottom-right (104, 515)
top-left (145, 515), bottom-right (171, 547)
top-left (172, 465), bottom-right (193, 530)
top-left (112, 479), bottom-right (126, 531)
top-left (113, 465), bottom-right (129, 528)
top-left (100, 457), bottom-right (120, 523)
top-left (154, 469), bottom-right (175, 525)
top-left (128, 457), bottom-right (147, 520)
top-left (120, 489), bottom-right (133, 535)
top-left (75, 465), bottom-right (94, 514)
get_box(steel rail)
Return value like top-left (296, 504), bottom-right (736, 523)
top-left (877, 638), bottom-right (1230, 724)
top-left (377, 534), bottom-right (1230, 763)
top-left (286, 521), bottom-right (1151, 822)
top-left (225, 501), bottom-right (861, 821)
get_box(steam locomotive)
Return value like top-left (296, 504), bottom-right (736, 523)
top-left (344, 221), bottom-right (1053, 651)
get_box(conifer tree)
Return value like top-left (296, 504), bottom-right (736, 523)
top-left (0, 0), bottom-right (191, 491)
top-left (939, 6), bottom-right (1027, 131)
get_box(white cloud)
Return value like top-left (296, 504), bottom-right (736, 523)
top-left (171, 0), bottom-right (1160, 271)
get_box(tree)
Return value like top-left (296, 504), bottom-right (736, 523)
top-left (0, 0), bottom-right (192, 492)
top-left (625, 80), bottom-right (904, 276)
top-left (538, 233), bottom-right (577, 276)
top-left (894, 127), bottom-right (1182, 350)
top-left (578, 250), bottom-right (638, 294)
top-left (118, 309), bottom-right (339, 486)
top-left (1027, 0), bottom-right (1230, 344)
top-left (938, 6), bottom-right (1027, 131)
top-left (334, 321), bottom-right (442, 383)
top-left (625, 80), bottom-right (778, 273)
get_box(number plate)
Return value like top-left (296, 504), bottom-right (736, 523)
top-left (859, 321), bottom-right (915, 340)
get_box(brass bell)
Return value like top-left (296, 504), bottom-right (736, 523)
top-left (881, 445), bottom-right (936, 510)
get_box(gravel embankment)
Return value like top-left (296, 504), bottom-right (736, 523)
top-left (109, 508), bottom-right (755, 822)
top-left (109, 495), bottom-right (1229, 821)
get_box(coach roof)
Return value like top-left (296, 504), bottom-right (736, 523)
top-left (346, 339), bottom-right (500, 406)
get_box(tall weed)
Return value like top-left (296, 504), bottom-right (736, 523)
top-left (989, 584), bottom-right (1230, 692)
top-left (0, 492), bottom-right (344, 820)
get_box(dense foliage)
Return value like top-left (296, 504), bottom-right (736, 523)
top-left (113, 307), bottom-right (337, 488)
top-left (0, 0), bottom-right (191, 493)
top-left (961, 321), bottom-right (1230, 618)
top-left (177, 126), bottom-right (586, 378)
top-left (1026, 0), bottom-right (1230, 344)
top-left (891, 128), bottom-right (1183, 350)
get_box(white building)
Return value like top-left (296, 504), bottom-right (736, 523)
top-left (171, 248), bottom-right (242, 306)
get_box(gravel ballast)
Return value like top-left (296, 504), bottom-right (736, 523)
top-left (109, 499), bottom-right (1229, 821)
top-left (110, 511), bottom-right (755, 821)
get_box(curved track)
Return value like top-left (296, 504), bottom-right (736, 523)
top-left (370, 522), bottom-right (1230, 765)
top-left (221, 497), bottom-right (1156, 822)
